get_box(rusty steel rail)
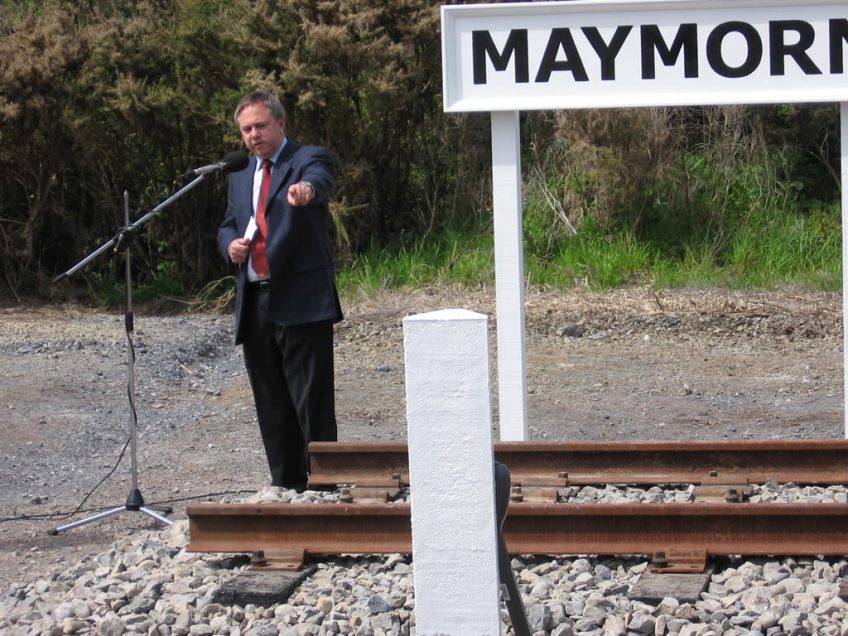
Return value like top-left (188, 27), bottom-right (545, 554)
top-left (187, 501), bottom-right (848, 561)
top-left (307, 440), bottom-right (848, 487)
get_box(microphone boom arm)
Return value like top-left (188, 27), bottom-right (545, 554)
top-left (54, 172), bottom-right (212, 283)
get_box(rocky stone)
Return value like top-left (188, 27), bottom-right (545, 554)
top-left (1, 290), bottom-right (846, 635)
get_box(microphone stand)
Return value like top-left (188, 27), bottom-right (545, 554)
top-left (51, 172), bottom-right (214, 534)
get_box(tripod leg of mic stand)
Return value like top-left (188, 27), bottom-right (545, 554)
top-left (139, 507), bottom-right (175, 526)
top-left (49, 505), bottom-right (129, 535)
top-left (49, 498), bottom-right (174, 535)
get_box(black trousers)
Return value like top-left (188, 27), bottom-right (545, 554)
top-left (241, 286), bottom-right (337, 488)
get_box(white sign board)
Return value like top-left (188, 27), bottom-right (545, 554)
top-left (442, 0), bottom-right (848, 111)
top-left (441, 0), bottom-right (848, 440)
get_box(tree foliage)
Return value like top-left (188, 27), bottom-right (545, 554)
top-left (0, 0), bottom-right (489, 300)
top-left (0, 0), bottom-right (839, 302)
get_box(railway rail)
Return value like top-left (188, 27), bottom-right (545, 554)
top-left (187, 440), bottom-right (848, 572)
top-left (187, 501), bottom-right (848, 571)
top-left (307, 439), bottom-right (848, 488)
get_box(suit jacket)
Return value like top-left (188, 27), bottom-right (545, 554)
top-left (217, 140), bottom-right (343, 344)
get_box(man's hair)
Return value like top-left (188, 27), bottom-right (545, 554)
top-left (233, 91), bottom-right (287, 124)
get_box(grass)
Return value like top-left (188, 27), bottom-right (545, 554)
top-left (336, 201), bottom-right (842, 298)
top-left (334, 135), bottom-right (842, 297)
top-left (336, 229), bottom-right (498, 300)
top-left (85, 201), bottom-right (839, 308)
top-left (82, 165), bottom-right (844, 306)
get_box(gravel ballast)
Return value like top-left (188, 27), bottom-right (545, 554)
top-left (0, 287), bottom-right (844, 634)
top-left (3, 485), bottom-right (848, 635)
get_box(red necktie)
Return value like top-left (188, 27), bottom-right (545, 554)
top-left (250, 158), bottom-right (272, 279)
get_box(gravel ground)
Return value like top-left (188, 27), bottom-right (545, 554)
top-left (0, 285), bottom-right (844, 633)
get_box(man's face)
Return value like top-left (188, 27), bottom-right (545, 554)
top-left (237, 103), bottom-right (286, 159)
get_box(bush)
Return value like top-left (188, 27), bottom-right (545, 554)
top-left (0, 1), bottom-right (840, 302)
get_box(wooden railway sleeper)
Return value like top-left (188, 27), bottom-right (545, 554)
top-left (339, 486), bottom-right (404, 503)
top-left (509, 485), bottom-right (559, 503)
top-left (693, 484), bottom-right (753, 503)
top-left (249, 548), bottom-right (308, 571)
top-left (338, 475), bottom-right (404, 503)
top-left (509, 476), bottom-right (570, 503)
top-left (650, 548), bottom-right (709, 573)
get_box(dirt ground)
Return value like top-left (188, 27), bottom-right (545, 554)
top-left (0, 285), bottom-right (843, 591)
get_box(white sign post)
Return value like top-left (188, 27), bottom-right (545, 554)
top-left (843, 103), bottom-right (848, 438)
top-left (492, 111), bottom-right (529, 441)
top-left (442, 0), bottom-right (848, 439)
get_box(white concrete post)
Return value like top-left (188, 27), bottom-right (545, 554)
top-left (491, 110), bottom-right (528, 441)
top-left (403, 309), bottom-right (501, 635)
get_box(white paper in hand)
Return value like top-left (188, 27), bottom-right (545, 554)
top-left (244, 216), bottom-right (258, 242)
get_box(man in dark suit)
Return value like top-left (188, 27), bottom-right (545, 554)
top-left (217, 90), bottom-right (343, 491)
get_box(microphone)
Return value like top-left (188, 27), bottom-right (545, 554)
top-left (193, 150), bottom-right (249, 176)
